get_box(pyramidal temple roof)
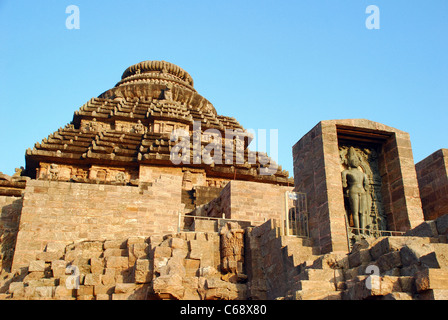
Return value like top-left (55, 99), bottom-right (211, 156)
top-left (25, 60), bottom-right (292, 185)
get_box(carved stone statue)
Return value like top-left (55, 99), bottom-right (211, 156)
top-left (163, 85), bottom-right (173, 101)
top-left (220, 222), bottom-right (245, 282)
top-left (341, 147), bottom-right (370, 234)
top-left (48, 163), bottom-right (59, 180)
top-left (133, 120), bottom-right (145, 134)
top-left (12, 167), bottom-right (24, 178)
top-left (115, 171), bottom-right (127, 183)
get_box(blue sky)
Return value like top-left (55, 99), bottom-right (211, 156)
top-left (0, 0), bottom-right (447, 177)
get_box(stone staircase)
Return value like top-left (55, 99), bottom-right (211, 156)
top-left (278, 236), bottom-right (345, 300)
top-left (277, 232), bottom-right (448, 300)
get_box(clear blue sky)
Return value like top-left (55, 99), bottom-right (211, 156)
top-left (1, 0), bottom-right (447, 177)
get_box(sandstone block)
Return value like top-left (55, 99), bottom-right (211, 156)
top-left (93, 284), bottom-right (115, 295)
top-left (28, 260), bottom-right (46, 272)
top-left (185, 259), bottom-right (200, 277)
top-left (77, 285), bottom-right (94, 296)
top-left (90, 257), bottom-right (104, 274)
top-left (112, 288), bottom-right (147, 300)
top-left (370, 237), bottom-right (429, 261)
top-left (27, 278), bottom-right (57, 288)
top-left (105, 256), bottom-right (129, 269)
top-left (101, 270), bottom-right (116, 286)
top-left (104, 240), bottom-right (127, 249)
top-left (51, 260), bottom-right (67, 278)
top-left (382, 292), bottom-right (413, 300)
top-left (127, 236), bottom-right (147, 246)
top-left (34, 286), bottom-right (55, 299)
top-left (134, 259), bottom-right (153, 284)
top-left (114, 283), bottom-right (139, 294)
top-left (154, 246), bottom-right (172, 259)
top-left (104, 248), bottom-right (128, 257)
top-left (128, 243), bottom-right (148, 259)
top-left (405, 221), bottom-right (438, 238)
top-left (84, 273), bottom-right (101, 286)
top-left (169, 237), bottom-right (187, 249)
top-left (376, 251), bottom-right (402, 273)
top-left (189, 240), bottom-right (202, 260)
top-left (153, 274), bottom-right (184, 300)
top-left (45, 242), bottom-right (67, 254)
top-left (37, 251), bottom-right (62, 262)
top-left (415, 268), bottom-right (448, 292)
top-left (54, 285), bottom-right (74, 298)
top-left (419, 289), bottom-right (448, 300)
top-left (348, 249), bottom-right (371, 269)
top-left (436, 215), bottom-right (448, 235)
top-left (8, 282), bottom-right (24, 295)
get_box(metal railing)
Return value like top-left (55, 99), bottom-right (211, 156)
top-left (347, 227), bottom-right (405, 237)
top-left (346, 226), bottom-right (406, 251)
top-left (284, 191), bottom-right (310, 238)
top-left (177, 212), bottom-right (267, 233)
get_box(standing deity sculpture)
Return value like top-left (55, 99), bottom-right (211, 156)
top-left (341, 147), bottom-right (370, 234)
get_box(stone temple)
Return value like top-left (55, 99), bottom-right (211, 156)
top-left (0, 60), bottom-right (447, 300)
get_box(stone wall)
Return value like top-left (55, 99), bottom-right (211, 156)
top-left (416, 149), bottom-right (448, 220)
top-left (11, 175), bottom-right (183, 272)
top-left (220, 180), bottom-right (292, 225)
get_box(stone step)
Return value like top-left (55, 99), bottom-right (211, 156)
top-left (293, 289), bottom-right (342, 300)
top-left (418, 289), bottom-right (448, 300)
top-left (295, 280), bottom-right (335, 291)
top-left (280, 236), bottom-right (313, 248)
top-left (297, 268), bottom-right (335, 282)
top-left (288, 251), bottom-right (317, 268)
top-left (415, 268), bottom-right (448, 292)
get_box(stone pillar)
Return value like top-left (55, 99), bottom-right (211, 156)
top-left (416, 149), bottom-right (448, 220)
top-left (292, 119), bottom-right (424, 254)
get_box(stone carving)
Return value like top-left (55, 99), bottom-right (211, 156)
top-left (220, 222), bottom-right (246, 282)
top-left (71, 168), bottom-right (88, 181)
top-left (162, 85), bottom-right (173, 101)
top-left (340, 145), bottom-right (387, 239)
top-left (48, 164), bottom-right (59, 180)
top-left (88, 118), bottom-right (99, 132)
top-left (12, 167), bottom-right (24, 178)
top-left (115, 171), bottom-right (127, 184)
top-left (341, 147), bottom-right (370, 234)
top-left (133, 120), bottom-right (145, 134)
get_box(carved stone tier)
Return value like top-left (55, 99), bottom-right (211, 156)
top-left (25, 61), bottom-right (293, 187)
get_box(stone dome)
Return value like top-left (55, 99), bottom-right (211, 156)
top-left (119, 60), bottom-right (194, 88)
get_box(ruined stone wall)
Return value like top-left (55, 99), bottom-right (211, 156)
top-left (11, 175), bottom-right (183, 272)
top-left (416, 149), bottom-right (448, 220)
top-left (0, 196), bottom-right (23, 272)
